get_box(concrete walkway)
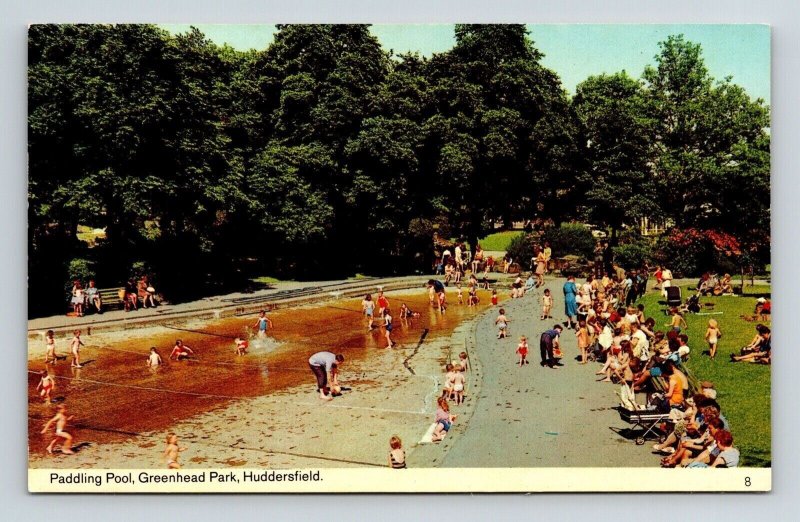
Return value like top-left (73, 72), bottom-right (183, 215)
top-left (440, 276), bottom-right (658, 467)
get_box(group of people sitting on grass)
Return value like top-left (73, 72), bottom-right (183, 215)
top-left (568, 273), bottom-right (772, 467)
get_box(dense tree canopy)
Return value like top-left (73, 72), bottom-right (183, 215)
top-left (28, 24), bottom-right (770, 316)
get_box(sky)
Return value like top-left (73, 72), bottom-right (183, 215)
top-left (159, 24), bottom-right (770, 103)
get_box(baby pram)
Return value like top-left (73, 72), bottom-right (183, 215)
top-left (680, 292), bottom-right (701, 314)
top-left (665, 286), bottom-right (682, 309)
top-left (617, 392), bottom-right (671, 445)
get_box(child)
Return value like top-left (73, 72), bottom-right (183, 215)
top-left (170, 340), bottom-right (195, 360)
top-left (147, 347), bottom-right (163, 367)
top-left (431, 397), bottom-right (457, 443)
top-left (468, 286), bottom-right (479, 307)
top-left (458, 351), bottom-right (469, 372)
top-left (383, 308), bottom-right (394, 348)
top-left (254, 310), bottom-right (273, 338)
top-left (541, 289), bottom-right (553, 320)
top-left (36, 370), bottom-right (54, 403)
top-left (362, 294), bottom-right (375, 330)
top-left (42, 405), bottom-right (75, 455)
top-left (164, 432), bottom-right (187, 469)
top-left (388, 435), bottom-right (406, 469)
top-left (69, 330), bottom-right (84, 368)
top-left (442, 363), bottom-right (456, 399)
top-left (576, 320), bottom-right (590, 364)
top-left (495, 308), bottom-right (510, 339)
top-left (234, 337), bottom-right (248, 356)
top-left (669, 308), bottom-right (687, 332)
top-left (377, 291), bottom-right (390, 316)
top-left (704, 319), bottom-right (722, 359)
top-left (452, 365), bottom-right (466, 404)
top-left (457, 284), bottom-right (464, 305)
top-left (44, 330), bottom-right (57, 364)
top-left (438, 290), bottom-right (447, 314)
top-left (516, 336), bottom-right (529, 366)
top-left (491, 289), bottom-right (498, 306)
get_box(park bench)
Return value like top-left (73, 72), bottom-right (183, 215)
top-left (67, 287), bottom-right (126, 314)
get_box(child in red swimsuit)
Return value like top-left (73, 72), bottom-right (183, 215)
top-left (516, 336), bottom-right (529, 366)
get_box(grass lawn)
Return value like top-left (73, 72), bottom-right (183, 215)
top-left (464, 231), bottom-right (523, 252)
top-left (638, 284), bottom-right (771, 467)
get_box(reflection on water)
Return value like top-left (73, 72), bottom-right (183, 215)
top-left (28, 289), bottom-right (495, 454)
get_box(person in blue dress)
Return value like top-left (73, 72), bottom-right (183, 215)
top-left (563, 275), bottom-right (578, 329)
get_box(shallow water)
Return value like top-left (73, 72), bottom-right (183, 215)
top-left (28, 289), bottom-right (495, 456)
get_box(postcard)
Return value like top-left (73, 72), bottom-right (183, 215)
top-left (27, 23), bottom-right (771, 492)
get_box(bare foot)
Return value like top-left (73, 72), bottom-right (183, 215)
top-left (61, 448), bottom-right (75, 455)
top-left (319, 394), bottom-right (333, 401)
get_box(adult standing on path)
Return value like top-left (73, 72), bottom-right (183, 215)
top-left (534, 247), bottom-right (547, 287)
top-left (308, 351), bottom-right (344, 401)
top-left (539, 325), bottom-right (563, 368)
top-left (563, 275), bottom-right (578, 330)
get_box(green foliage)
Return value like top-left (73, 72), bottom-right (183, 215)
top-left (541, 224), bottom-right (595, 259)
top-left (476, 231), bottom-right (523, 252)
top-left (505, 233), bottom-right (538, 265)
top-left (612, 242), bottom-right (653, 269)
top-left (67, 258), bottom-right (95, 283)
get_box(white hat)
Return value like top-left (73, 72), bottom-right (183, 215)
top-left (756, 297), bottom-right (766, 303)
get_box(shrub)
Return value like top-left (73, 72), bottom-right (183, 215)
top-left (505, 232), bottom-right (538, 265)
top-left (66, 258), bottom-right (95, 283)
top-left (612, 242), bottom-right (653, 269)
top-left (541, 223), bottom-right (595, 259)
top-left (654, 228), bottom-right (742, 277)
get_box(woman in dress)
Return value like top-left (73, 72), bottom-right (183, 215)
top-left (563, 275), bottom-right (578, 329)
top-left (534, 247), bottom-right (547, 287)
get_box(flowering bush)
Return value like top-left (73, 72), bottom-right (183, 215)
top-left (655, 228), bottom-right (742, 276)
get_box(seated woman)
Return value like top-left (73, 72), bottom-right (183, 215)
top-left (716, 274), bottom-right (733, 295)
top-left (731, 325), bottom-right (771, 363)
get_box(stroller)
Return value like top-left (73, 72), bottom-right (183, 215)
top-left (681, 292), bottom-right (701, 314)
top-left (665, 286), bottom-right (682, 309)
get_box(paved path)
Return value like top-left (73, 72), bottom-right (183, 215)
top-left (440, 277), bottom-right (658, 467)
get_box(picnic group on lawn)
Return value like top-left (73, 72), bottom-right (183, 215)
top-left (36, 240), bottom-right (768, 470)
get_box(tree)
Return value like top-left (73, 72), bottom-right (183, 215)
top-left (572, 72), bottom-right (658, 236)
top-left (423, 24), bottom-right (580, 253)
top-left (642, 35), bottom-right (770, 260)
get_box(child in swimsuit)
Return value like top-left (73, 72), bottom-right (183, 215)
top-left (362, 294), bottom-right (375, 330)
top-left (164, 432), bottom-right (187, 469)
top-left (383, 308), bottom-right (394, 348)
top-left (541, 289), bottom-right (553, 319)
top-left (491, 289), bottom-right (498, 306)
top-left (37, 370), bottom-right (54, 403)
top-left (388, 435), bottom-right (406, 469)
top-left (442, 363), bottom-right (456, 399)
top-left (457, 284), bottom-right (463, 305)
top-left (704, 319), bottom-right (722, 359)
top-left (170, 340), bottom-right (194, 360)
top-left (234, 338), bottom-right (248, 356)
top-left (452, 366), bottom-right (466, 404)
top-left (459, 351), bottom-right (469, 372)
top-left (147, 347), bottom-right (163, 367)
top-left (45, 330), bottom-right (57, 364)
top-left (495, 309), bottom-right (510, 339)
top-left (254, 311), bottom-right (273, 338)
top-left (516, 336), bottom-right (529, 366)
top-left (70, 330), bottom-right (84, 368)
top-left (42, 405), bottom-right (74, 454)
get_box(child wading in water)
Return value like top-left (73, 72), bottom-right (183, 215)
top-left (234, 337), bottom-right (248, 356)
top-left (164, 432), bottom-right (187, 469)
top-left (491, 289), bottom-right (498, 306)
top-left (37, 370), bottom-right (54, 403)
top-left (495, 308), bottom-right (510, 339)
top-left (147, 347), bottom-right (163, 367)
top-left (438, 290), bottom-right (447, 314)
top-left (383, 308), bottom-right (394, 348)
top-left (45, 330), bottom-right (57, 364)
top-left (42, 405), bottom-right (75, 454)
top-left (69, 330), bottom-right (84, 368)
top-left (516, 336), bottom-right (529, 366)
top-left (540, 289), bottom-right (553, 320)
top-left (170, 340), bottom-right (195, 360)
top-left (457, 284), bottom-right (464, 305)
top-left (704, 319), bottom-right (722, 359)
top-left (254, 310), bottom-right (273, 338)
top-left (362, 294), bottom-right (375, 330)
top-left (388, 435), bottom-right (406, 469)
